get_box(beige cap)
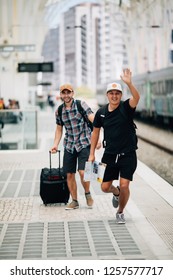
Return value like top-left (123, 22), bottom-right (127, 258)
top-left (106, 82), bottom-right (122, 93)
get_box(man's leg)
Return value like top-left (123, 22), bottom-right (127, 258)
top-left (64, 150), bottom-right (79, 210)
top-left (101, 181), bottom-right (120, 208)
top-left (117, 151), bottom-right (137, 213)
top-left (78, 169), bottom-right (93, 207)
top-left (101, 181), bottom-right (120, 196)
top-left (115, 151), bottom-right (137, 221)
top-left (67, 173), bottom-right (77, 200)
top-left (118, 177), bottom-right (130, 213)
top-left (100, 155), bottom-right (120, 197)
top-left (115, 177), bottom-right (130, 223)
top-left (77, 147), bottom-right (94, 207)
top-left (65, 173), bottom-right (79, 210)
top-left (78, 170), bottom-right (90, 193)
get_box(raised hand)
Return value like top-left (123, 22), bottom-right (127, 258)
top-left (120, 68), bottom-right (132, 85)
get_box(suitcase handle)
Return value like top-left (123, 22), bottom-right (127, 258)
top-left (49, 150), bottom-right (61, 171)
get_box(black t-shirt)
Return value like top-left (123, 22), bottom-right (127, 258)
top-left (93, 99), bottom-right (137, 154)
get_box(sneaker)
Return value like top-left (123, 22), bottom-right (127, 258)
top-left (65, 200), bottom-right (79, 210)
top-left (116, 212), bottom-right (126, 224)
top-left (112, 186), bottom-right (120, 208)
top-left (85, 193), bottom-right (94, 208)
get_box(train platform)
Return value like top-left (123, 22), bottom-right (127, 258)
top-left (0, 109), bottom-right (173, 260)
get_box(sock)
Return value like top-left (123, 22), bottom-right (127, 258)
top-left (114, 186), bottom-right (120, 197)
top-left (85, 192), bottom-right (90, 195)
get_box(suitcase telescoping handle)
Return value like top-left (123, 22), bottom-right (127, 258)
top-left (49, 150), bottom-right (61, 171)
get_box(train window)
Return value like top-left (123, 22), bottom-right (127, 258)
top-left (150, 82), bottom-right (154, 94)
top-left (162, 81), bottom-right (166, 94)
top-left (166, 80), bottom-right (170, 92)
top-left (155, 82), bottom-right (159, 95)
top-left (151, 82), bottom-right (158, 95)
top-left (157, 83), bottom-right (160, 95)
top-left (171, 50), bottom-right (173, 63)
top-left (158, 81), bottom-right (165, 95)
top-left (166, 80), bottom-right (173, 93)
top-left (154, 82), bottom-right (161, 96)
top-left (171, 80), bottom-right (173, 92)
top-left (154, 82), bottom-right (158, 94)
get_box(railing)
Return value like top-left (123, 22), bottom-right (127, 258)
top-left (0, 109), bottom-right (38, 150)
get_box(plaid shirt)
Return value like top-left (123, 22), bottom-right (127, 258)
top-left (55, 99), bottom-right (93, 153)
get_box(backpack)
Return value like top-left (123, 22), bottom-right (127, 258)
top-left (100, 101), bottom-right (138, 147)
top-left (57, 100), bottom-right (93, 131)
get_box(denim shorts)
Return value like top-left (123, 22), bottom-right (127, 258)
top-left (63, 146), bottom-right (90, 173)
top-left (102, 151), bottom-right (137, 182)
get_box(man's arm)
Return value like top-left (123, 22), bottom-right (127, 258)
top-left (50, 124), bottom-right (63, 153)
top-left (120, 68), bottom-right (140, 108)
top-left (88, 127), bottom-right (101, 162)
top-left (87, 112), bottom-right (95, 123)
top-left (88, 113), bottom-right (102, 149)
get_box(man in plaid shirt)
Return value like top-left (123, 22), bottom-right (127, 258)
top-left (51, 84), bottom-right (100, 210)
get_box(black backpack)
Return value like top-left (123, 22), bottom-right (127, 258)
top-left (57, 100), bottom-right (93, 131)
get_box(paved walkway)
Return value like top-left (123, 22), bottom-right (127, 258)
top-left (0, 109), bottom-right (173, 260)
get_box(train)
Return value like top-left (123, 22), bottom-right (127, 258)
top-left (96, 66), bottom-right (173, 129)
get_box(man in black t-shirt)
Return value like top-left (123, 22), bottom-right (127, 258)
top-left (88, 68), bottom-right (140, 224)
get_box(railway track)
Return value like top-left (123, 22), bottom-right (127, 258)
top-left (135, 120), bottom-right (173, 153)
top-left (137, 135), bottom-right (173, 155)
top-left (135, 120), bottom-right (173, 186)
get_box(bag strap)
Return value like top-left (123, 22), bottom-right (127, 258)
top-left (99, 104), bottom-right (107, 127)
top-left (57, 104), bottom-right (64, 125)
top-left (76, 99), bottom-right (85, 117)
top-left (76, 100), bottom-right (91, 126)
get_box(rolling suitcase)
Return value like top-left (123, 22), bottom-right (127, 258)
top-left (40, 150), bottom-right (70, 206)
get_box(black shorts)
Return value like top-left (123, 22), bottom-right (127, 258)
top-left (102, 151), bottom-right (137, 182)
top-left (63, 146), bottom-right (90, 173)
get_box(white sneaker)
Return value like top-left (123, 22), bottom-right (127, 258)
top-left (116, 212), bottom-right (126, 224)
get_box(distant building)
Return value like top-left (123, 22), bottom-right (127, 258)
top-left (122, 0), bottom-right (173, 74)
top-left (42, 28), bottom-right (60, 90)
top-left (42, 2), bottom-right (128, 91)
